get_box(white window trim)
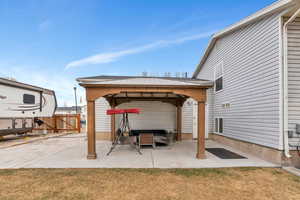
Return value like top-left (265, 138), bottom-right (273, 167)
top-left (219, 118), bottom-right (223, 134)
top-left (214, 62), bottom-right (224, 94)
top-left (215, 118), bottom-right (219, 134)
top-left (214, 117), bottom-right (223, 134)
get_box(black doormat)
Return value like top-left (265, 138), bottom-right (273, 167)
top-left (206, 148), bottom-right (246, 159)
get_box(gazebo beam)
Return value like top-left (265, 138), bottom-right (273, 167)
top-left (111, 97), bottom-right (186, 107)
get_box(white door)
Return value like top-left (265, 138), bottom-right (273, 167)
top-left (192, 102), bottom-right (209, 139)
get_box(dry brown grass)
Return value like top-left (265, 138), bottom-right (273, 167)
top-left (0, 168), bottom-right (299, 200)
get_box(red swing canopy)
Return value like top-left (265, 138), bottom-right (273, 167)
top-left (106, 108), bottom-right (140, 115)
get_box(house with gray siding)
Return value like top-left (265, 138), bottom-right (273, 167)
top-left (83, 0), bottom-right (300, 166)
top-left (193, 0), bottom-right (300, 165)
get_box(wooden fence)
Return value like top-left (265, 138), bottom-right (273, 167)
top-left (33, 114), bottom-right (81, 133)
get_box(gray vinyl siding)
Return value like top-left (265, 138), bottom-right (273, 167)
top-left (287, 17), bottom-right (300, 147)
top-left (197, 12), bottom-right (282, 149)
top-left (206, 88), bottom-right (215, 133)
top-left (95, 99), bottom-right (193, 133)
top-left (117, 101), bottom-right (176, 131)
top-left (95, 98), bottom-right (111, 132)
top-left (182, 99), bottom-right (193, 134)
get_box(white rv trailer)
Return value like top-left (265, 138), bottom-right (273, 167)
top-left (0, 78), bottom-right (57, 136)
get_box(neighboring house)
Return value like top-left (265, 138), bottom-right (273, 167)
top-left (56, 105), bottom-right (86, 122)
top-left (81, 105), bottom-right (87, 123)
top-left (193, 0), bottom-right (300, 165)
top-left (55, 106), bottom-right (82, 115)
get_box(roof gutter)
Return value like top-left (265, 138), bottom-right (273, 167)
top-left (79, 83), bottom-right (214, 89)
top-left (282, 7), bottom-right (300, 158)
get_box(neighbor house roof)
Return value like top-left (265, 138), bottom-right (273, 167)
top-left (192, 0), bottom-right (297, 78)
top-left (56, 106), bottom-right (82, 112)
top-left (0, 77), bottom-right (54, 94)
top-left (77, 75), bottom-right (213, 87)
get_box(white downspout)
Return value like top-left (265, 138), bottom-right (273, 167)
top-left (282, 8), bottom-right (300, 158)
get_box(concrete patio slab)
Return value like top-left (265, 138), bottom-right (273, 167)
top-left (283, 167), bottom-right (300, 176)
top-left (0, 133), bottom-right (278, 169)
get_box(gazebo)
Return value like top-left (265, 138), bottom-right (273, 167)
top-left (77, 76), bottom-right (213, 160)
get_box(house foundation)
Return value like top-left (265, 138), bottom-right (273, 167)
top-left (209, 133), bottom-right (300, 167)
top-left (210, 133), bottom-right (283, 165)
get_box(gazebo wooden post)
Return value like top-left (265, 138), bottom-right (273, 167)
top-left (176, 104), bottom-right (182, 141)
top-left (87, 100), bottom-right (97, 159)
top-left (196, 101), bottom-right (206, 159)
top-left (110, 100), bottom-right (116, 141)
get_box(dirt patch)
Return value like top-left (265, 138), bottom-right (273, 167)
top-left (0, 133), bottom-right (73, 149)
top-left (0, 168), bottom-right (299, 200)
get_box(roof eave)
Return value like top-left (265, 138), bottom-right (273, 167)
top-left (192, 37), bottom-right (217, 78)
top-left (192, 0), bottom-right (296, 78)
top-left (0, 78), bottom-right (55, 94)
top-left (79, 83), bottom-right (214, 89)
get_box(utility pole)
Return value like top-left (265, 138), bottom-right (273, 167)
top-left (74, 87), bottom-right (78, 114)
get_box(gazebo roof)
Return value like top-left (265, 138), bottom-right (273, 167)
top-left (77, 75), bottom-right (213, 107)
top-left (77, 75), bottom-right (213, 88)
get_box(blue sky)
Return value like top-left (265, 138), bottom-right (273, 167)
top-left (0, 0), bottom-right (276, 106)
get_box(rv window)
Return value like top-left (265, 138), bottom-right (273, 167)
top-left (23, 94), bottom-right (35, 104)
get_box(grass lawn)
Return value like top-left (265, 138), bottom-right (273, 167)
top-left (0, 168), bottom-right (299, 200)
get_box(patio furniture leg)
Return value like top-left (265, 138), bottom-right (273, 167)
top-left (128, 136), bottom-right (142, 155)
top-left (106, 130), bottom-right (122, 156)
top-left (139, 135), bottom-right (141, 150)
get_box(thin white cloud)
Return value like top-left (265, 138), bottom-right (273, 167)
top-left (65, 31), bottom-right (215, 69)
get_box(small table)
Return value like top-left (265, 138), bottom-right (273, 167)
top-left (139, 133), bottom-right (155, 148)
top-left (130, 130), bottom-right (171, 148)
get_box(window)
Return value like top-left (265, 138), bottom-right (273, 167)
top-left (219, 118), bottom-right (223, 133)
top-left (215, 77), bottom-right (223, 91)
top-left (215, 118), bottom-right (223, 133)
top-left (23, 94), bottom-right (35, 104)
top-left (214, 62), bottom-right (223, 92)
top-left (215, 118), bottom-right (219, 133)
